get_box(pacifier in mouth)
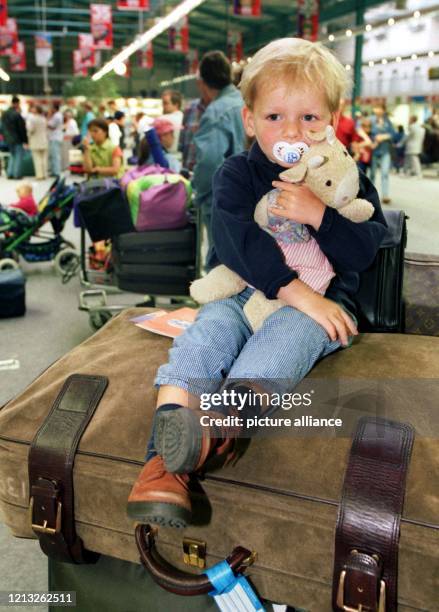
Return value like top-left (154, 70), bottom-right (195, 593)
top-left (272, 141), bottom-right (309, 164)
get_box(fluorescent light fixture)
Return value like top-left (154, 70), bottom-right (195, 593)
top-left (346, 29), bottom-right (353, 37)
top-left (345, 64), bottom-right (351, 70)
top-left (411, 53), bottom-right (418, 60)
top-left (387, 18), bottom-right (395, 26)
top-left (396, 56), bottom-right (402, 62)
top-left (0, 67), bottom-right (10, 81)
top-left (92, 0), bottom-right (206, 81)
top-left (365, 24), bottom-right (372, 32)
top-left (368, 60), bottom-right (375, 67)
top-left (381, 58), bottom-right (388, 64)
top-left (413, 10), bottom-right (421, 18)
top-left (328, 34), bottom-right (335, 41)
top-left (428, 50), bottom-right (434, 58)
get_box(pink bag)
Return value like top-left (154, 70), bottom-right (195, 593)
top-left (120, 164), bottom-right (174, 190)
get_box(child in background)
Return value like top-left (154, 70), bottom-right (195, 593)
top-left (10, 183), bottom-right (38, 216)
top-left (151, 118), bottom-right (181, 173)
top-left (127, 38), bottom-right (387, 528)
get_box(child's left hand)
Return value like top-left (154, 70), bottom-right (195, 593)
top-left (270, 180), bottom-right (326, 231)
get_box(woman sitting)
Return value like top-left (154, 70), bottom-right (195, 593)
top-left (82, 118), bottom-right (125, 179)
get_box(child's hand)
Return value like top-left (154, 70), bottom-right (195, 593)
top-left (270, 181), bottom-right (326, 230)
top-left (278, 279), bottom-right (358, 346)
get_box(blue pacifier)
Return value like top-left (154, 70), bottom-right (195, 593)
top-left (272, 141), bottom-right (309, 164)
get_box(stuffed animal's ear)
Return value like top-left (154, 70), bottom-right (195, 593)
top-left (308, 155), bottom-right (328, 169)
top-left (280, 164), bottom-right (307, 183)
top-left (325, 125), bottom-right (337, 145)
top-left (306, 129), bottom-right (326, 142)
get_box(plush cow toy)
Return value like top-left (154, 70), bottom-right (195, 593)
top-left (190, 126), bottom-right (375, 331)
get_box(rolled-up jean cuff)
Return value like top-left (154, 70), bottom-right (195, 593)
top-left (154, 376), bottom-right (221, 397)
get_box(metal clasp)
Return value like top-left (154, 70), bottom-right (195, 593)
top-left (29, 497), bottom-right (62, 535)
top-left (183, 537), bottom-right (206, 569)
top-left (336, 570), bottom-right (386, 612)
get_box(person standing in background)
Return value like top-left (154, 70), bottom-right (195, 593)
top-left (336, 99), bottom-right (357, 152)
top-left (393, 125), bottom-right (405, 174)
top-left (178, 93), bottom-right (209, 173)
top-left (370, 104), bottom-right (396, 204)
top-left (2, 96), bottom-right (28, 180)
top-left (62, 110), bottom-right (79, 170)
top-left (26, 105), bottom-right (48, 180)
top-left (404, 116), bottom-right (425, 178)
top-left (192, 50), bottom-right (246, 259)
top-left (108, 111), bottom-right (126, 150)
top-left (80, 102), bottom-right (95, 139)
top-left (47, 102), bottom-right (63, 177)
top-left (161, 89), bottom-right (183, 154)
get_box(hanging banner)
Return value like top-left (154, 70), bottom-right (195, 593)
top-left (227, 31), bottom-right (243, 63)
top-left (233, 0), bottom-right (261, 17)
top-left (117, 0), bottom-right (149, 10)
top-left (297, 0), bottom-right (319, 41)
top-left (91, 4), bottom-right (113, 50)
top-left (0, 0), bottom-right (8, 28)
top-left (35, 32), bottom-right (53, 66)
top-left (187, 48), bottom-right (198, 74)
top-left (168, 16), bottom-right (189, 53)
top-left (78, 33), bottom-right (96, 68)
top-left (139, 42), bottom-right (153, 69)
top-left (0, 17), bottom-right (18, 56)
top-left (73, 49), bottom-right (88, 76)
top-left (9, 40), bottom-right (26, 71)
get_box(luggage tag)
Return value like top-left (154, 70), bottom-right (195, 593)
top-left (206, 560), bottom-right (265, 612)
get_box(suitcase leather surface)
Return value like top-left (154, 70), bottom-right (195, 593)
top-left (0, 309), bottom-right (438, 610)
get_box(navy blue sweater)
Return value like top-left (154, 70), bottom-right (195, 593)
top-left (208, 141), bottom-right (388, 316)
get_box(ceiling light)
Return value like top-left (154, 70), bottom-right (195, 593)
top-left (368, 60), bottom-right (375, 67)
top-left (387, 18), bottom-right (395, 25)
top-left (396, 56), bottom-right (402, 62)
top-left (0, 67), bottom-right (10, 81)
top-left (328, 34), bottom-right (335, 41)
top-left (346, 29), bottom-right (352, 37)
top-left (411, 53), bottom-right (418, 60)
top-left (365, 24), bottom-right (372, 32)
top-left (92, 0), bottom-right (206, 80)
top-left (381, 58), bottom-right (388, 64)
top-left (345, 64), bottom-right (351, 70)
top-left (428, 51), bottom-right (434, 58)
top-left (413, 10), bottom-right (421, 19)
top-left (113, 62), bottom-right (127, 76)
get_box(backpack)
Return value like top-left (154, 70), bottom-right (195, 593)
top-left (120, 164), bottom-right (174, 190)
top-left (126, 174), bottom-right (192, 232)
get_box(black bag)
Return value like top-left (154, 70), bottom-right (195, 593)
top-left (75, 179), bottom-right (135, 242)
top-left (355, 209), bottom-right (406, 333)
top-left (115, 263), bottom-right (196, 295)
top-left (0, 269), bottom-right (26, 318)
top-left (404, 253), bottom-right (439, 337)
top-left (112, 225), bottom-right (195, 266)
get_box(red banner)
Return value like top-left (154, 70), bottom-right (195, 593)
top-left (139, 42), bottom-right (153, 69)
top-left (297, 0), bottom-right (319, 41)
top-left (0, 17), bottom-right (17, 56)
top-left (73, 49), bottom-right (88, 76)
top-left (117, 0), bottom-right (149, 10)
top-left (78, 33), bottom-right (96, 68)
top-left (227, 31), bottom-right (243, 63)
top-left (168, 16), bottom-right (189, 53)
top-left (0, 0), bottom-right (7, 28)
top-left (9, 40), bottom-right (26, 71)
top-left (233, 0), bottom-right (261, 17)
top-left (91, 4), bottom-right (113, 50)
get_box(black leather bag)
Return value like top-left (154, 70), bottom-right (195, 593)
top-left (355, 209), bottom-right (406, 333)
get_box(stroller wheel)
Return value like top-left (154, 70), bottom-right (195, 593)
top-left (54, 248), bottom-right (79, 283)
top-left (0, 258), bottom-right (19, 271)
top-left (89, 309), bottom-right (113, 331)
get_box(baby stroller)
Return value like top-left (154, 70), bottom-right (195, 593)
top-left (0, 177), bottom-right (79, 283)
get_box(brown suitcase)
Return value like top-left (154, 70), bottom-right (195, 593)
top-left (0, 309), bottom-right (438, 610)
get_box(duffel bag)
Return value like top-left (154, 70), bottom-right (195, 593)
top-left (126, 174), bottom-right (192, 231)
top-left (0, 309), bottom-right (438, 611)
top-left (120, 163), bottom-right (173, 190)
top-left (75, 178), bottom-right (135, 241)
top-left (0, 268), bottom-right (26, 318)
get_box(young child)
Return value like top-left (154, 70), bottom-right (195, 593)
top-left (10, 183), bottom-right (38, 216)
top-left (127, 38), bottom-right (387, 528)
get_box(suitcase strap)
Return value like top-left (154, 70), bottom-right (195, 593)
top-left (28, 374), bottom-right (108, 564)
top-left (333, 417), bottom-right (414, 612)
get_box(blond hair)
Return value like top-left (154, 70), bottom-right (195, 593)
top-left (240, 38), bottom-right (350, 113)
top-left (16, 183), bottom-right (33, 198)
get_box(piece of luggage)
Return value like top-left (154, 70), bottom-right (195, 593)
top-left (126, 174), bottom-right (192, 231)
top-left (0, 309), bottom-right (438, 611)
top-left (112, 225), bottom-right (196, 265)
top-left (404, 252), bottom-right (439, 336)
top-left (355, 209), bottom-right (406, 333)
top-left (120, 163), bottom-right (174, 190)
top-left (0, 268), bottom-right (26, 318)
top-left (115, 263), bottom-right (196, 295)
top-left (75, 178), bottom-right (135, 241)
top-left (20, 150), bottom-right (35, 177)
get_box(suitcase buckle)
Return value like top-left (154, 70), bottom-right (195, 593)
top-left (183, 538), bottom-right (206, 569)
top-left (336, 569), bottom-right (386, 612)
top-left (29, 497), bottom-right (62, 535)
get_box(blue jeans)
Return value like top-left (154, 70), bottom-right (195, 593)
top-left (155, 288), bottom-right (345, 397)
top-left (370, 152), bottom-right (391, 199)
top-left (7, 143), bottom-right (25, 179)
top-left (48, 140), bottom-right (62, 177)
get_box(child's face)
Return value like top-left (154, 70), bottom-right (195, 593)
top-left (89, 126), bottom-right (107, 145)
top-left (242, 83), bottom-right (338, 168)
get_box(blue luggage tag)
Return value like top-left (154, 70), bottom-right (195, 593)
top-left (206, 560), bottom-right (265, 612)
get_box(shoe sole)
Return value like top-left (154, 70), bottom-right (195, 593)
top-left (127, 500), bottom-right (190, 529)
top-left (154, 408), bottom-right (202, 474)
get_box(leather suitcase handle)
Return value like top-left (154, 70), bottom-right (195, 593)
top-left (135, 524), bottom-right (253, 596)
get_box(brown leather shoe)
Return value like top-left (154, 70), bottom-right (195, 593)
top-left (154, 407), bottom-right (238, 474)
top-left (127, 455), bottom-right (191, 528)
